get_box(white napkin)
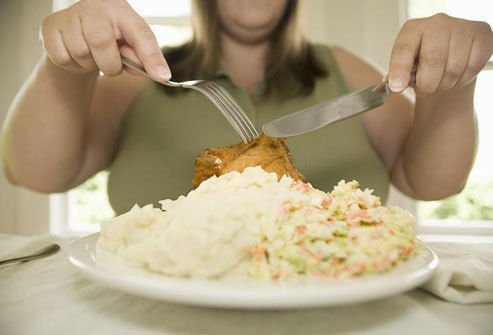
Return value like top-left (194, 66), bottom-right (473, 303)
top-left (421, 242), bottom-right (493, 304)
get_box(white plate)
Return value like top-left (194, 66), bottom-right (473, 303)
top-left (68, 233), bottom-right (438, 310)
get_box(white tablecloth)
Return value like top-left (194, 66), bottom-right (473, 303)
top-left (0, 234), bottom-right (492, 335)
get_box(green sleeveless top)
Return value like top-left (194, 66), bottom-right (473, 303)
top-left (108, 44), bottom-right (390, 215)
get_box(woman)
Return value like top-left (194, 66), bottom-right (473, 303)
top-left (1, 0), bottom-right (492, 214)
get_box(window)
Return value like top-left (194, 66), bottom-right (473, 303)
top-left (407, 0), bottom-right (493, 237)
top-left (49, 0), bottom-right (492, 238)
top-left (50, 0), bottom-right (192, 236)
top-left (129, 0), bottom-right (192, 47)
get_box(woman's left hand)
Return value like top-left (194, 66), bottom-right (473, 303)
top-left (388, 13), bottom-right (493, 94)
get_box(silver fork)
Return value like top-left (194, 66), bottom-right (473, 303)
top-left (121, 57), bottom-right (259, 143)
top-left (0, 244), bottom-right (60, 266)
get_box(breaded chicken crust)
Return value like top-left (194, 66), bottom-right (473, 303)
top-left (193, 134), bottom-right (305, 189)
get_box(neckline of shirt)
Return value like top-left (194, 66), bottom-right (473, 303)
top-left (213, 65), bottom-right (267, 103)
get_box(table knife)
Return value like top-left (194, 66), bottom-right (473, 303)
top-left (263, 72), bottom-right (416, 138)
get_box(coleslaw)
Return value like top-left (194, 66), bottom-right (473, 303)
top-left (97, 167), bottom-right (421, 280)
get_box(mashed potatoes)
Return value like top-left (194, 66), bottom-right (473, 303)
top-left (97, 167), bottom-right (420, 279)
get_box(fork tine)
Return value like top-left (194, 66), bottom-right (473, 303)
top-left (209, 84), bottom-right (259, 139)
top-left (121, 56), bottom-right (256, 141)
top-left (195, 87), bottom-right (248, 143)
top-left (205, 84), bottom-right (258, 142)
top-left (202, 85), bottom-right (254, 142)
top-left (203, 86), bottom-right (252, 141)
top-left (194, 86), bottom-right (249, 143)
top-left (209, 84), bottom-right (258, 139)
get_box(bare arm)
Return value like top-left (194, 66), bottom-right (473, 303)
top-left (386, 14), bottom-right (491, 200)
top-left (2, 55), bottom-right (98, 191)
top-left (392, 80), bottom-right (477, 200)
top-left (333, 16), bottom-right (492, 200)
top-left (332, 47), bottom-right (417, 196)
top-left (1, 54), bottom-right (148, 192)
top-left (1, 0), bottom-right (168, 192)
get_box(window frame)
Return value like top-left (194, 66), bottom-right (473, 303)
top-left (49, 0), bottom-right (493, 239)
top-left (406, 0), bottom-right (493, 236)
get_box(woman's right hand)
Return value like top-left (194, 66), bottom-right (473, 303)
top-left (40, 0), bottom-right (171, 80)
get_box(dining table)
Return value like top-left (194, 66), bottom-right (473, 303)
top-left (1, 233), bottom-right (492, 335)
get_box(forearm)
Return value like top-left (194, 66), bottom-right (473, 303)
top-left (394, 80), bottom-right (477, 200)
top-left (1, 54), bottom-right (98, 192)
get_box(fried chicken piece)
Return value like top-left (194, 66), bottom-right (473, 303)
top-left (193, 134), bottom-right (305, 189)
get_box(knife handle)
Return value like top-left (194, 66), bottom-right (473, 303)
top-left (381, 67), bottom-right (417, 94)
top-left (408, 62), bottom-right (418, 88)
top-left (383, 62), bottom-right (417, 90)
top-left (374, 65), bottom-right (417, 95)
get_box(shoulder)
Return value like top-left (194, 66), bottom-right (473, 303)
top-left (331, 45), bottom-right (385, 91)
top-left (307, 44), bottom-right (384, 91)
top-left (95, 70), bottom-right (148, 104)
top-left (90, 69), bottom-right (149, 129)
top-left (308, 43), bottom-right (341, 67)
top-left (88, 70), bottom-right (149, 151)
top-left (330, 45), bottom-right (415, 173)
top-left (64, 70), bottom-right (149, 188)
top-left (90, 69), bottom-right (149, 124)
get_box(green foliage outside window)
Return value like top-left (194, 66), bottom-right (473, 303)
top-left (419, 177), bottom-right (493, 221)
top-left (74, 171), bottom-right (115, 225)
top-left (75, 171), bottom-right (493, 226)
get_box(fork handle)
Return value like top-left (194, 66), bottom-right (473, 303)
top-left (121, 56), bottom-right (152, 79)
top-left (407, 62), bottom-right (418, 88)
top-left (121, 56), bottom-right (179, 87)
top-left (0, 244), bottom-right (60, 266)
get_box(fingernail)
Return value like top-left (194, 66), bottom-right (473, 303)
top-left (389, 77), bottom-right (404, 92)
top-left (156, 65), bottom-right (171, 80)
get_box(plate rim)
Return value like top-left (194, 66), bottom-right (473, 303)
top-left (68, 233), bottom-right (438, 309)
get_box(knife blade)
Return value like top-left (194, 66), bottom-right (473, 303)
top-left (262, 82), bottom-right (391, 138)
top-left (263, 65), bottom-right (417, 138)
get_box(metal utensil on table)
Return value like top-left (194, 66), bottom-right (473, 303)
top-left (0, 244), bottom-right (60, 266)
top-left (121, 56), bottom-right (258, 143)
top-left (262, 70), bottom-right (417, 138)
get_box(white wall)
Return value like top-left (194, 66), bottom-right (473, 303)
top-left (0, 0), bottom-right (415, 235)
top-left (301, 0), bottom-right (407, 69)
